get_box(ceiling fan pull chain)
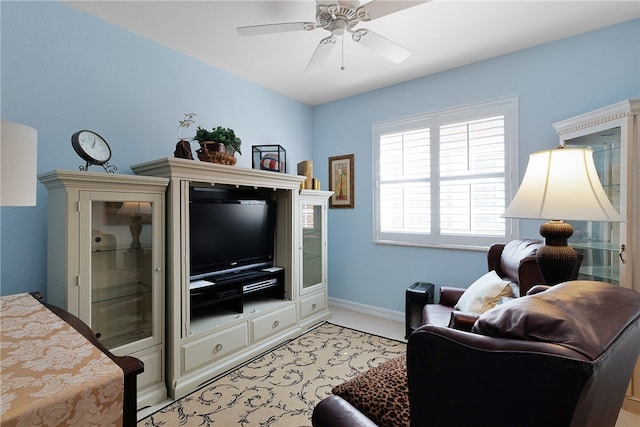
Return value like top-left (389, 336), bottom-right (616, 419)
top-left (341, 35), bottom-right (345, 71)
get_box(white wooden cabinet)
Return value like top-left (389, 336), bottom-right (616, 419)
top-left (38, 170), bottom-right (169, 409)
top-left (131, 158), bottom-right (332, 399)
top-left (553, 99), bottom-right (640, 414)
top-left (298, 190), bottom-right (332, 329)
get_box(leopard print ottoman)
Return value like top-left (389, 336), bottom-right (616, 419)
top-left (332, 354), bottom-right (409, 427)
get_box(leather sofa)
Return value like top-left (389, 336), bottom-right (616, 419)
top-left (312, 281), bottom-right (640, 427)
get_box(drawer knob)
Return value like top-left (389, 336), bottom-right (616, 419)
top-left (272, 320), bottom-right (280, 329)
top-left (311, 303), bottom-right (317, 311)
top-left (214, 343), bottom-right (223, 353)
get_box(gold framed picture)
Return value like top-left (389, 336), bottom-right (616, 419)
top-left (328, 154), bottom-right (354, 208)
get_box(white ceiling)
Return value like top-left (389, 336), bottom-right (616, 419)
top-left (64, 0), bottom-right (640, 106)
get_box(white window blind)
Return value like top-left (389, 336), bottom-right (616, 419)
top-left (373, 98), bottom-right (517, 248)
top-left (379, 129), bottom-right (431, 233)
top-left (439, 116), bottom-right (506, 236)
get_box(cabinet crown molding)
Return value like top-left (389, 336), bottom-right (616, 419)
top-left (131, 158), bottom-right (304, 190)
top-left (553, 99), bottom-right (640, 135)
top-left (39, 169), bottom-right (168, 191)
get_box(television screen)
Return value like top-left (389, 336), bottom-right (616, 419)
top-left (189, 187), bottom-right (276, 279)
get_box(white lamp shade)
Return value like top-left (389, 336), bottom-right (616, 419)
top-left (1, 121), bottom-right (38, 206)
top-left (502, 147), bottom-right (622, 222)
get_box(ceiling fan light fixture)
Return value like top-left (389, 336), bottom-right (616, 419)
top-left (329, 18), bottom-right (348, 36)
top-left (237, 0), bottom-right (428, 71)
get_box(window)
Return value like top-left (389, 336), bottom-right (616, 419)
top-left (373, 98), bottom-right (517, 248)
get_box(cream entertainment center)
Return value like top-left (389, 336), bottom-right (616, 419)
top-left (131, 158), bottom-right (331, 399)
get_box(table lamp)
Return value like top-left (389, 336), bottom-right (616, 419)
top-left (117, 201), bottom-right (152, 251)
top-left (502, 146), bottom-right (622, 284)
top-left (1, 121), bottom-right (38, 206)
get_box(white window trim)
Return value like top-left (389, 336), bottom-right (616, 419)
top-left (372, 97), bottom-right (519, 250)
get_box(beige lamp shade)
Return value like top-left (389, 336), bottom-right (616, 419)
top-left (117, 201), bottom-right (152, 216)
top-left (1, 121), bottom-right (38, 206)
top-left (502, 147), bottom-right (622, 222)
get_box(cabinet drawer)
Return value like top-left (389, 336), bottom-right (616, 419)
top-left (301, 290), bottom-right (326, 319)
top-left (183, 323), bottom-right (248, 372)
top-left (137, 348), bottom-right (163, 389)
top-left (251, 304), bottom-right (296, 342)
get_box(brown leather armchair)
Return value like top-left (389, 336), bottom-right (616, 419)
top-left (423, 239), bottom-right (546, 327)
top-left (312, 281), bottom-right (640, 427)
top-left (408, 281), bottom-right (640, 427)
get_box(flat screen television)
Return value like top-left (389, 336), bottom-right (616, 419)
top-left (189, 187), bottom-right (276, 280)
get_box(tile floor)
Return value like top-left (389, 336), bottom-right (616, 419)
top-left (137, 306), bottom-right (640, 426)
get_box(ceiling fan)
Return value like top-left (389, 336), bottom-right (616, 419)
top-left (237, 1), bottom-right (429, 72)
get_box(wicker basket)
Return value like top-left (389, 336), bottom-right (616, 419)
top-left (196, 142), bottom-right (237, 166)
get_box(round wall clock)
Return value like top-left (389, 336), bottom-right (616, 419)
top-left (71, 130), bottom-right (117, 173)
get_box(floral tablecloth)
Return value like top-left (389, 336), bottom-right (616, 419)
top-left (0, 293), bottom-right (123, 426)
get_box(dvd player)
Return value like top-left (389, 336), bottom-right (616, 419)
top-left (243, 278), bottom-right (278, 294)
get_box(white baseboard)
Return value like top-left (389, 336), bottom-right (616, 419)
top-left (328, 297), bottom-right (404, 324)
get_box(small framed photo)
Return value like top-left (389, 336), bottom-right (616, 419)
top-left (328, 154), bottom-right (354, 208)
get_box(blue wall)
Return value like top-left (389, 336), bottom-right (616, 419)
top-left (314, 19), bottom-right (640, 312)
top-left (0, 1), bottom-right (312, 296)
top-left (1, 2), bottom-right (638, 313)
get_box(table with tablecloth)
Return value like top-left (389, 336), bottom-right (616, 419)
top-left (0, 292), bottom-right (124, 426)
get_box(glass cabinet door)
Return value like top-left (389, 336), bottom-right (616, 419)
top-left (302, 203), bottom-right (323, 289)
top-left (563, 126), bottom-right (624, 284)
top-left (79, 192), bottom-right (161, 351)
top-left (301, 199), bottom-right (325, 291)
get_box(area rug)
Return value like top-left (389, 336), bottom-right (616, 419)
top-left (139, 322), bottom-right (406, 426)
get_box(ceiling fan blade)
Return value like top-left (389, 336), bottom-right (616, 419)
top-left (237, 22), bottom-right (317, 36)
top-left (357, 0), bottom-right (430, 21)
top-left (352, 29), bottom-right (411, 63)
top-left (305, 36), bottom-right (337, 73)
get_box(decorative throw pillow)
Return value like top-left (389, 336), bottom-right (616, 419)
top-left (332, 355), bottom-right (409, 427)
top-left (454, 270), bottom-right (513, 314)
top-left (472, 281), bottom-right (640, 360)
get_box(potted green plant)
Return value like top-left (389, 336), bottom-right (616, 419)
top-left (194, 126), bottom-right (242, 155)
top-left (193, 125), bottom-right (242, 166)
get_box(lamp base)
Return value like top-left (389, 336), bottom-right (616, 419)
top-left (536, 220), bottom-right (579, 285)
top-left (128, 221), bottom-right (143, 252)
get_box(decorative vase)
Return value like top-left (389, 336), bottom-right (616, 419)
top-left (174, 139), bottom-right (194, 160)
